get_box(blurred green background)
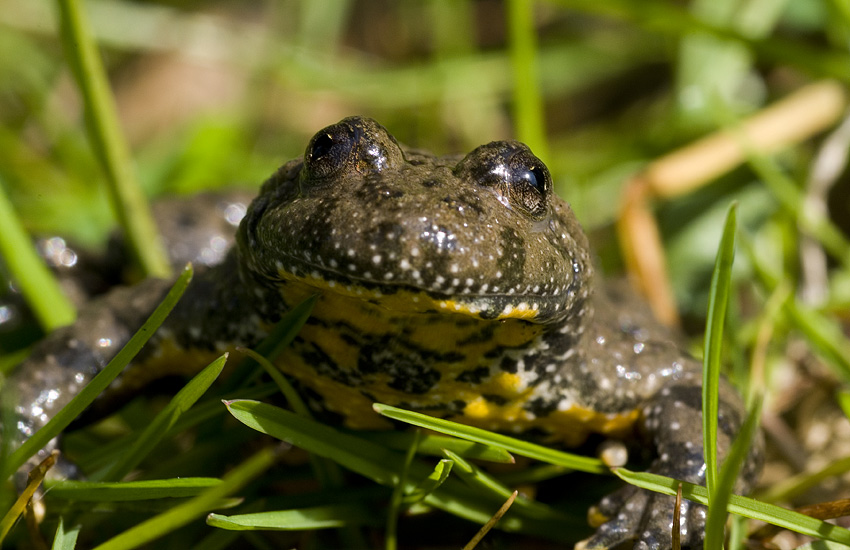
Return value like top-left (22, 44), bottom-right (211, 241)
top-left (1, 0), bottom-right (840, 235)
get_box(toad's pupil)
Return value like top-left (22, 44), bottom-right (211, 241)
top-left (310, 133), bottom-right (336, 160)
top-left (520, 166), bottom-right (544, 193)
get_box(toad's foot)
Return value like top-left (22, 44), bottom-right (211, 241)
top-left (576, 481), bottom-right (706, 550)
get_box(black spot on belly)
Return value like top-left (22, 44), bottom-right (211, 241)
top-left (526, 396), bottom-right (559, 417)
top-left (457, 325), bottom-right (496, 345)
top-left (499, 355), bottom-right (518, 374)
top-left (482, 393), bottom-right (508, 405)
top-left (439, 351), bottom-right (465, 363)
top-left (301, 342), bottom-right (362, 387)
top-left (387, 362), bottom-right (440, 394)
top-left (358, 342), bottom-right (441, 394)
top-left (455, 366), bottom-right (490, 384)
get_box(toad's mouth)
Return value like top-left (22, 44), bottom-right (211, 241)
top-left (272, 259), bottom-right (573, 323)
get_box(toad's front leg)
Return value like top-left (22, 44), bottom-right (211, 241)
top-left (578, 376), bottom-right (760, 550)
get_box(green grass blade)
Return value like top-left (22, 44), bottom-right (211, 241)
top-left (614, 469), bottom-right (850, 546)
top-left (169, 383), bottom-right (278, 436)
top-left (2, 265), bottom-right (193, 479)
top-left (240, 349), bottom-right (310, 418)
top-left (207, 505), bottom-right (375, 531)
top-left (386, 429), bottom-right (420, 550)
top-left (403, 458), bottom-right (453, 506)
top-left (55, 0), bottom-right (170, 277)
top-left (839, 390), bottom-right (850, 420)
top-left (507, 0), bottom-right (548, 161)
top-left (225, 399), bottom-right (576, 537)
top-left (91, 446), bottom-right (279, 550)
top-left (0, 452), bottom-right (53, 544)
top-left (357, 431), bottom-right (514, 463)
top-left (441, 449), bottom-right (565, 521)
top-left (101, 353), bottom-right (227, 481)
top-left (46, 478), bottom-right (222, 501)
top-left (702, 202), bottom-right (738, 502)
top-left (705, 397), bottom-right (762, 550)
top-left (373, 403), bottom-right (608, 474)
top-left (0, 181), bottom-right (76, 330)
top-left (51, 517), bottom-right (81, 550)
top-left (794, 541), bottom-right (850, 550)
top-left (226, 400), bottom-right (403, 488)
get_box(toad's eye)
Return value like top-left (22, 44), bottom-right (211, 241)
top-left (301, 117), bottom-right (404, 184)
top-left (303, 125), bottom-right (357, 181)
top-left (455, 141), bottom-right (552, 219)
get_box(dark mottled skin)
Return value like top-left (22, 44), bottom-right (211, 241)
top-left (6, 117), bottom-right (760, 549)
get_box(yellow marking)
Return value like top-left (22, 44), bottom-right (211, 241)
top-left (493, 372), bottom-right (523, 392)
top-left (463, 398), bottom-right (490, 419)
top-left (279, 271), bottom-right (542, 321)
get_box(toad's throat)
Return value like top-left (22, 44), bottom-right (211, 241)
top-left (274, 271), bottom-right (543, 409)
top-left (274, 266), bottom-right (560, 322)
top-left (271, 272), bottom-right (636, 445)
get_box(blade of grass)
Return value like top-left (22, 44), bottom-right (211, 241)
top-left (0, 181), bottom-right (76, 330)
top-left (704, 397), bottom-right (762, 550)
top-left (66, 383), bottom-right (277, 475)
top-left (794, 542), bottom-right (850, 550)
top-left (101, 353), bottom-right (227, 481)
top-left (839, 391), bottom-right (850, 420)
top-left (441, 449), bottom-right (566, 521)
top-left (373, 403), bottom-right (608, 474)
top-left (225, 399), bottom-right (576, 538)
top-left (462, 491), bottom-right (518, 550)
top-left (0, 451), bottom-right (56, 545)
top-left (614, 469), bottom-right (850, 546)
top-left (239, 349), bottom-right (310, 418)
top-left (702, 202), bottom-right (738, 502)
top-left (56, 0), bottom-right (170, 277)
top-left (2, 265), bottom-right (193, 479)
top-left (385, 429), bottom-right (420, 550)
top-left (357, 431), bottom-right (514, 463)
top-left (207, 505), bottom-right (375, 531)
top-left (46, 478), bottom-right (221, 501)
top-left (91, 446), bottom-right (280, 550)
top-left (403, 458), bottom-right (453, 506)
top-left (226, 400), bottom-right (411, 491)
top-left (51, 517), bottom-right (81, 550)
